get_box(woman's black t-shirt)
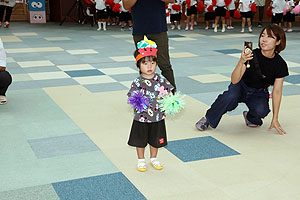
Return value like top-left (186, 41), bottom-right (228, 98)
top-left (242, 48), bottom-right (289, 89)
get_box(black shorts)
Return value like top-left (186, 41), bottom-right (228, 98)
top-left (96, 9), bottom-right (108, 19)
top-left (229, 9), bottom-right (234, 17)
top-left (128, 120), bottom-right (167, 148)
top-left (187, 5), bottom-right (197, 16)
top-left (215, 6), bottom-right (226, 16)
top-left (241, 11), bottom-right (253, 18)
top-left (272, 13), bottom-right (283, 24)
top-left (283, 12), bottom-right (295, 22)
top-left (106, 6), bottom-right (114, 17)
top-left (205, 12), bottom-right (215, 21)
top-left (170, 13), bottom-right (181, 22)
top-left (119, 11), bottom-right (132, 22)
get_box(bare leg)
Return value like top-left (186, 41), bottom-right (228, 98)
top-left (137, 147), bottom-right (145, 159)
top-left (149, 145), bottom-right (158, 158)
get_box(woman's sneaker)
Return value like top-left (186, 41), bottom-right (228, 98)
top-left (195, 117), bottom-right (209, 131)
top-left (243, 111), bottom-right (259, 127)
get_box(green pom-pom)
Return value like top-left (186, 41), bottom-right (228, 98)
top-left (158, 92), bottom-right (185, 115)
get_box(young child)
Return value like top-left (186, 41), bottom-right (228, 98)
top-left (283, 0), bottom-right (295, 32)
top-left (270, 0), bottom-right (286, 26)
top-left (204, 0), bottom-right (216, 29)
top-left (185, 0), bottom-right (199, 31)
top-left (168, 0), bottom-right (184, 30)
top-left (238, 0), bottom-right (254, 32)
top-left (119, 1), bottom-right (132, 31)
top-left (95, 0), bottom-right (108, 31)
top-left (227, 0), bottom-right (236, 29)
top-left (127, 37), bottom-right (174, 172)
top-left (214, 0), bottom-right (227, 32)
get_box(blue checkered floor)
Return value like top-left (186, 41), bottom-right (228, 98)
top-left (1, 22), bottom-right (300, 200)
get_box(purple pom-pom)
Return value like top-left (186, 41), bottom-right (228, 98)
top-left (128, 90), bottom-right (150, 112)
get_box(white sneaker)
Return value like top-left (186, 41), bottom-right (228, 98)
top-left (214, 27), bottom-right (217, 32)
top-left (241, 28), bottom-right (244, 33)
top-left (221, 27), bottom-right (225, 32)
top-left (103, 27), bottom-right (106, 31)
top-left (248, 27), bottom-right (252, 33)
top-left (205, 26), bottom-right (209, 30)
top-left (97, 27), bottom-right (101, 31)
top-left (177, 25), bottom-right (181, 30)
top-left (171, 25), bottom-right (175, 30)
top-left (287, 28), bottom-right (293, 32)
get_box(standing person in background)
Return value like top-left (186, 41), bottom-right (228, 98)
top-left (168, 0), bottom-right (184, 30)
top-left (227, 0), bottom-right (236, 29)
top-left (204, 0), bottom-right (216, 29)
top-left (283, 0), bottom-right (295, 32)
top-left (185, 0), bottom-right (198, 31)
top-left (255, 0), bottom-right (266, 27)
top-left (94, 0), bottom-right (108, 31)
top-left (123, 0), bottom-right (177, 91)
top-left (119, 0), bottom-right (133, 31)
top-left (0, 38), bottom-right (12, 104)
top-left (238, 0), bottom-right (254, 32)
top-left (214, 0), bottom-right (227, 32)
top-left (270, 0), bottom-right (286, 27)
top-left (0, 0), bottom-right (16, 28)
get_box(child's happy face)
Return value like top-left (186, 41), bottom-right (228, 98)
top-left (139, 57), bottom-right (157, 79)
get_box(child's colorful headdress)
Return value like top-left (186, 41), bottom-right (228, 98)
top-left (136, 36), bottom-right (158, 62)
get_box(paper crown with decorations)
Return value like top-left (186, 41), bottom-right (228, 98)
top-left (136, 36), bottom-right (158, 62)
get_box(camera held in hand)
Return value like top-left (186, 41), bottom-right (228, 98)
top-left (244, 41), bottom-right (252, 68)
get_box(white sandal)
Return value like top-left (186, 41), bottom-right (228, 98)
top-left (150, 159), bottom-right (163, 170)
top-left (137, 161), bottom-right (147, 172)
top-left (0, 96), bottom-right (7, 105)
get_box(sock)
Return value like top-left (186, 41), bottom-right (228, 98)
top-left (98, 22), bottom-right (101, 28)
top-left (150, 158), bottom-right (157, 163)
top-left (138, 159), bottom-right (145, 163)
top-left (103, 22), bottom-right (107, 29)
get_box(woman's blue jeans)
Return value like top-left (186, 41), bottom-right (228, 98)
top-left (206, 80), bottom-right (270, 128)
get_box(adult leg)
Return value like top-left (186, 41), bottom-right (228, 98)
top-left (245, 89), bottom-right (270, 126)
top-left (205, 82), bottom-right (245, 128)
top-left (0, 71), bottom-right (12, 96)
top-left (259, 6), bottom-right (264, 24)
top-left (4, 6), bottom-right (13, 22)
top-left (0, 5), bottom-right (5, 22)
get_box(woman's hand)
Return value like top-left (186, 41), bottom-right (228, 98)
top-left (240, 46), bottom-right (253, 63)
top-left (268, 119), bottom-right (287, 135)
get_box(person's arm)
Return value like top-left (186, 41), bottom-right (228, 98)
top-left (122, 0), bottom-right (137, 10)
top-left (231, 47), bottom-right (252, 84)
top-left (238, 0), bottom-right (242, 10)
top-left (268, 77), bottom-right (287, 135)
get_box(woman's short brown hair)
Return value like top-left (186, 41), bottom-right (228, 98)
top-left (258, 25), bottom-right (286, 53)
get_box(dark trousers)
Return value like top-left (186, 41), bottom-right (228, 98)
top-left (0, 70), bottom-right (12, 96)
top-left (258, 6), bottom-right (264, 23)
top-left (206, 81), bottom-right (270, 128)
top-left (133, 32), bottom-right (176, 90)
top-left (0, 5), bottom-right (13, 22)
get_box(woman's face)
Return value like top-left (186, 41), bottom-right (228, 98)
top-left (259, 29), bottom-right (281, 53)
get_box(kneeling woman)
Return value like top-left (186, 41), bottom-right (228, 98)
top-left (195, 25), bottom-right (288, 135)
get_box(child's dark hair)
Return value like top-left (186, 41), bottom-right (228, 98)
top-left (134, 49), bottom-right (157, 73)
